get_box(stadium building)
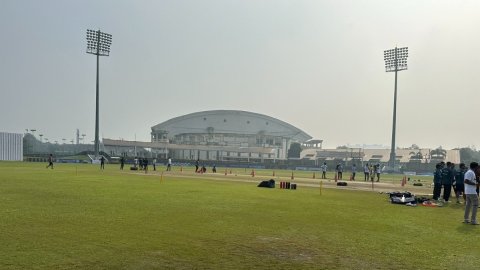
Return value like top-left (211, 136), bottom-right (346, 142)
top-left (104, 110), bottom-right (317, 162)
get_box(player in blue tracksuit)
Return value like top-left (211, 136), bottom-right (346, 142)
top-left (433, 164), bottom-right (442, 200)
top-left (441, 162), bottom-right (455, 202)
top-left (454, 163), bottom-right (466, 203)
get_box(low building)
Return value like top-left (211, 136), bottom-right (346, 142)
top-left (300, 147), bottom-right (460, 172)
top-left (0, 132), bottom-right (23, 161)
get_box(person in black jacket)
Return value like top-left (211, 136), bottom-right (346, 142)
top-left (432, 164), bottom-right (442, 200)
top-left (100, 156), bottom-right (105, 170)
top-left (46, 154), bottom-right (54, 169)
top-left (441, 162), bottom-right (455, 202)
top-left (454, 163), bottom-right (466, 204)
top-left (120, 157), bottom-right (125, 170)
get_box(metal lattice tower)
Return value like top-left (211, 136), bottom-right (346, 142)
top-left (384, 47), bottom-right (408, 171)
top-left (86, 29), bottom-right (112, 158)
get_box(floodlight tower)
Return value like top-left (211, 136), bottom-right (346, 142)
top-left (384, 47), bottom-right (408, 171)
top-left (86, 29), bottom-right (112, 158)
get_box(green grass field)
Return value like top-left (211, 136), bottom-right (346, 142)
top-left (0, 162), bottom-right (477, 269)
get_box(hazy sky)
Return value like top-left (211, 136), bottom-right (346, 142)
top-left (1, 0), bottom-right (479, 149)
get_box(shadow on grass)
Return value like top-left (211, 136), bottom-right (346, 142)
top-left (456, 223), bottom-right (479, 234)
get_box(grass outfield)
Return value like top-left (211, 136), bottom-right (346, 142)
top-left (0, 162), bottom-right (477, 269)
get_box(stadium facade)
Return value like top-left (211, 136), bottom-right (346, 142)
top-left (0, 132), bottom-right (23, 161)
top-left (104, 110), bottom-right (315, 161)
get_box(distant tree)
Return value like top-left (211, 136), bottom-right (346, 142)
top-left (288, 142), bottom-right (302, 158)
top-left (336, 145), bottom-right (348, 149)
top-left (410, 144), bottom-right (420, 150)
top-left (409, 151), bottom-right (423, 160)
top-left (459, 147), bottom-right (480, 164)
top-left (430, 147), bottom-right (447, 160)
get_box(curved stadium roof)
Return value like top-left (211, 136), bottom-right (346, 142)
top-left (151, 110), bottom-right (312, 142)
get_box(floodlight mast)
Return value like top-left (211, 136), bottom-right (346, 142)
top-left (86, 29), bottom-right (112, 159)
top-left (384, 47), bottom-right (408, 171)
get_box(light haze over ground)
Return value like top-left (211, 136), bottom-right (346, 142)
top-left (1, 0), bottom-right (479, 149)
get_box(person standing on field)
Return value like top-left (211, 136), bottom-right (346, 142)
top-left (432, 164), bottom-right (442, 200)
top-left (441, 162), bottom-right (454, 202)
top-left (375, 164), bottom-right (381, 182)
top-left (167, 157), bottom-right (172, 171)
top-left (321, 162), bottom-right (327, 179)
top-left (143, 158), bottom-right (148, 173)
top-left (120, 156), bottom-right (125, 170)
top-left (100, 156), bottom-right (105, 170)
top-left (351, 164), bottom-right (357, 181)
top-left (46, 154), bottom-right (54, 169)
top-left (463, 162), bottom-right (479, 225)
top-left (152, 158), bottom-right (157, 171)
top-left (335, 164), bottom-right (340, 180)
top-left (195, 158), bottom-right (199, 172)
top-left (338, 164), bottom-right (343, 180)
top-left (364, 163), bottom-right (369, 181)
top-left (454, 163), bottom-right (466, 203)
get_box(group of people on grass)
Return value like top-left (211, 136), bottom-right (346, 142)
top-left (45, 155), bottom-right (174, 172)
top-left (432, 161), bottom-right (467, 204)
top-left (319, 162), bottom-right (382, 182)
top-left (454, 162), bottom-right (480, 225)
top-left (430, 161), bottom-right (479, 225)
top-left (130, 157), bottom-right (172, 172)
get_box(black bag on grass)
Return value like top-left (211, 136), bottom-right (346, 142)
top-left (258, 179), bottom-right (275, 188)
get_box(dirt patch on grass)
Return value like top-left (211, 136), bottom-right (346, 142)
top-left (127, 170), bottom-right (433, 196)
